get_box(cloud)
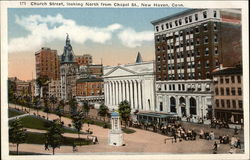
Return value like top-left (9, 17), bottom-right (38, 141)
top-left (117, 28), bottom-right (154, 48)
top-left (9, 14), bottom-right (123, 53)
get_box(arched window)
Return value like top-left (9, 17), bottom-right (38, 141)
top-left (189, 97), bottom-right (197, 115)
top-left (170, 97), bottom-right (176, 113)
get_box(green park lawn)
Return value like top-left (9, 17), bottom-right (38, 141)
top-left (8, 109), bottom-right (25, 118)
top-left (10, 116), bottom-right (79, 134)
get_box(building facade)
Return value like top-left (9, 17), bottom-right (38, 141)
top-left (35, 47), bottom-right (60, 80)
top-left (60, 34), bottom-right (79, 100)
top-left (75, 77), bottom-right (104, 104)
top-left (212, 66), bottom-right (243, 124)
top-left (103, 55), bottom-right (155, 112)
top-left (48, 79), bottom-right (61, 99)
top-left (75, 54), bottom-right (93, 66)
top-left (151, 9), bottom-right (241, 120)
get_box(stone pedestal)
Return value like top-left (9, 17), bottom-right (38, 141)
top-left (108, 130), bottom-right (124, 146)
top-left (108, 111), bottom-right (124, 146)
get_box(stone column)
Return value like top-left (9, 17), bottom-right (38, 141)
top-left (115, 81), bottom-right (119, 106)
top-left (186, 96), bottom-right (190, 116)
top-left (121, 81), bottom-right (125, 101)
top-left (134, 80), bottom-right (138, 110)
top-left (112, 81), bottom-right (115, 106)
top-left (108, 81), bottom-right (111, 106)
top-left (104, 81), bottom-right (107, 105)
top-left (138, 80), bottom-right (142, 110)
top-left (118, 81), bottom-right (122, 105)
top-left (125, 80), bottom-right (130, 102)
top-left (176, 96), bottom-right (181, 116)
top-left (129, 80), bottom-right (134, 109)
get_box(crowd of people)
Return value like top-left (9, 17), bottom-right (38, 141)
top-left (211, 118), bottom-right (229, 129)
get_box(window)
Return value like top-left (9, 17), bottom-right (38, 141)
top-left (220, 88), bottom-right (224, 95)
top-left (205, 60), bottom-right (210, 68)
top-left (204, 24), bottom-right (208, 31)
top-left (215, 87), bottom-right (219, 95)
top-left (178, 84), bottom-right (181, 90)
top-left (175, 20), bottom-right (178, 26)
top-left (169, 84), bottom-right (172, 90)
top-left (195, 14), bottom-right (198, 21)
top-left (214, 23), bottom-right (217, 30)
top-left (169, 22), bottom-right (172, 28)
top-left (232, 100), bottom-right (236, 108)
top-left (238, 88), bottom-right (242, 95)
top-left (179, 19), bottom-right (182, 25)
top-left (214, 35), bottom-right (218, 42)
top-left (227, 100), bottom-right (231, 108)
top-left (231, 87), bottom-right (236, 95)
top-left (160, 102), bottom-right (163, 111)
top-left (204, 36), bottom-right (209, 43)
top-left (182, 84), bottom-right (185, 90)
top-left (196, 49), bottom-right (200, 57)
top-left (225, 77), bottom-right (230, 83)
top-left (205, 48), bottom-right (209, 56)
top-left (197, 61), bottom-right (201, 68)
top-left (161, 25), bottom-right (164, 30)
top-left (214, 10), bottom-right (217, 18)
top-left (215, 46), bottom-right (218, 55)
top-left (157, 46), bottom-right (160, 52)
top-left (215, 59), bottom-right (219, 67)
top-left (206, 72), bottom-right (210, 78)
top-left (196, 38), bottom-right (200, 45)
top-left (156, 26), bottom-right (159, 32)
top-left (156, 36), bottom-right (160, 42)
top-left (237, 76), bottom-right (241, 83)
top-left (166, 23), bottom-right (169, 29)
top-left (216, 100), bottom-right (219, 107)
top-left (226, 88), bottom-right (230, 95)
top-left (221, 99), bottom-right (225, 108)
top-left (238, 100), bottom-right (243, 109)
top-left (203, 11), bottom-right (207, 18)
top-left (173, 84), bottom-right (175, 90)
top-left (189, 16), bottom-right (192, 22)
top-left (164, 84), bottom-right (167, 90)
top-left (231, 76), bottom-right (235, 83)
top-left (185, 17), bottom-right (188, 23)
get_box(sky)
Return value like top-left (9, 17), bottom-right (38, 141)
top-left (8, 8), bottom-right (187, 80)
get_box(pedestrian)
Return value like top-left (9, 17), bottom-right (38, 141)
top-left (213, 141), bottom-right (218, 154)
top-left (44, 141), bottom-right (49, 151)
top-left (173, 133), bottom-right (177, 143)
top-left (236, 138), bottom-right (241, 149)
top-left (73, 143), bottom-right (77, 152)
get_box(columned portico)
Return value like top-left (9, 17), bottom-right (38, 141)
top-left (103, 61), bottom-right (155, 111)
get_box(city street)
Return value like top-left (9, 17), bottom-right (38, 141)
top-left (8, 104), bottom-right (243, 154)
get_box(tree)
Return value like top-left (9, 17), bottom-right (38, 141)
top-left (98, 104), bottom-right (109, 122)
top-left (45, 120), bottom-right (63, 155)
top-left (9, 119), bottom-right (27, 155)
top-left (118, 100), bottom-right (131, 128)
top-left (33, 96), bottom-right (41, 115)
top-left (43, 98), bottom-right (50, 120)
top-left (72, 113), bottom-right (84, 139)
top-left (50, 95), bottom-right (57, 111)
top-left (69, 97), bottom-right (78, 116)
top-left (82, 101), bottom-right (90, 117)
top-left (59, 100), bottom-right (65, 113)
top-left (55, 107), bottom-right (63, 122)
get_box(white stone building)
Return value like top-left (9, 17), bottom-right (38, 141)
top-left (103, 54), bottom-right (155, 112)
top-left (48, 79), bottom-right (61, 100)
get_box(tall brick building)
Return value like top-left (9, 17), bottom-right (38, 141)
top-left (212, 66), bottom-right (243, 124)
top-left (151, 9), bottom-right (241, 121)
top-left (75, 54), bottom-right (93, 66)
top-left (35, 47), bottom-right (60, 80)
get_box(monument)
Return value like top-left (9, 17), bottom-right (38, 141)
top-left (108, 111), bottom-right (124, 146)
